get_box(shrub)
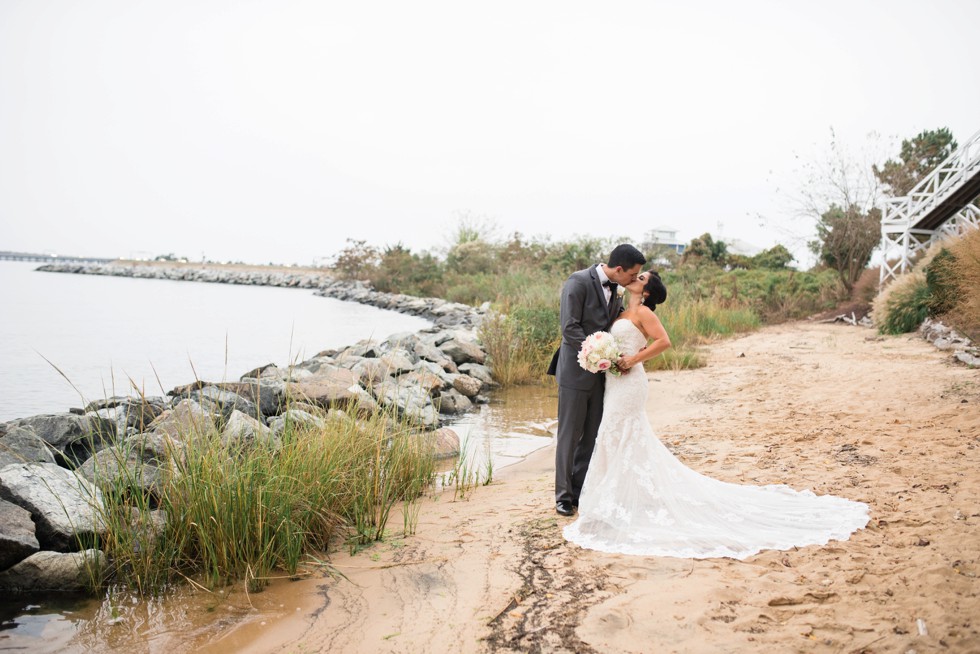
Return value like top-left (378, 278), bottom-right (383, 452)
top-left (873, 270), bottom-right (930, 334)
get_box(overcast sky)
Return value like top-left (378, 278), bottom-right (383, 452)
top-left (1, 1), bottom-right (978, 268)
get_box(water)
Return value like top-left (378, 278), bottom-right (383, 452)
top-left (0, 262), bottom-right (431, 421)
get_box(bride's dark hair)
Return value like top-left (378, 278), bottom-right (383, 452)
top-left (642, 271), bottom-right (667, 311)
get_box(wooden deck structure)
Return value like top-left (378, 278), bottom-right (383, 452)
top-left (880, 129), bottom-right (980, 283)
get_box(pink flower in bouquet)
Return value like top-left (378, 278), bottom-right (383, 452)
top-left (578, 331), bottom-right (623, 376)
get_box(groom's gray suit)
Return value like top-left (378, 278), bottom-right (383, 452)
top-left (551, 264), bottom-right (623, 505)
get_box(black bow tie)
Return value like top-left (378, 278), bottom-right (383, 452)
top-left (603, 280), bottom-right (616, 289)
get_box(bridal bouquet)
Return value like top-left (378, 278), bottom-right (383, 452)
top-left (578, 331), bottom-right (623, 376)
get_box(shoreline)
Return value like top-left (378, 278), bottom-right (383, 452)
top-left (197, 320), bottom-right (979, 653)
top-left (0, 263), bottom-right (496, 598)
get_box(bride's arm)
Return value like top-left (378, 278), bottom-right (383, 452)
top-left (619, 309), bottom-right (671, 370)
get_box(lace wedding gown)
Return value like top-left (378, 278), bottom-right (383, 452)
top-left (563, 319), bottom-right (869, 559)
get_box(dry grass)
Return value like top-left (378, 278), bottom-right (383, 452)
top-left (948, 227), bottom-right (980, 334)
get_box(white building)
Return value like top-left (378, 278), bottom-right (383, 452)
top-left (643, 227), bottom-right (686, 254)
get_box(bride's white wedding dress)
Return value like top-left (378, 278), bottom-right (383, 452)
top-left (563, 319), bottom-right (869, 559)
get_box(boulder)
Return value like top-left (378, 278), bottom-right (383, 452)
top-left (0, 549), bottom-right (106, 592)
top-left (221, 410), bottom-right (277, 449)
top-left (458, 363), bottom-right (495, 387)
top-left (287, 368), bottom-right (362, 411)
top-left (350, 358), bottom-right (389, 385)
top-left (430, 427), bottom-right (461, 459)
top-left (0, 499), bottom-right (39, 570)
top-left (0, 463), bottom-right (106, 551)
top-left (437, 338), bottom-right (486, 365)
top-left (375, 381), bottom-right (440, 430)
top-left (294, 355), bottom-right (337, 374)
top-left (77, 443), bottom-right (167, 498)
top-left (452, 374), bottom-right (483, 398)
top-left (217, 380), bottom-right (287, 418)
top-left (383, 332), bottom-right (422, 351)
top-left (148, 399), bottom-right (216, 439)
top-left (5, 413), bottom-right (114, 466)
top-left (399, 370), bottom-right (445, 396)
top-left (269, 410), bottom-right (327, 437)
top-left (0, 426), bottom-right (56, 467)
top-left (86, 397), bottom-right (167, 432)
top-left (378, 348), bottom-right (416, 375)
top-left (189, 386), bottom-right (258, 421)
top-left (346, 386), bottom-right (380, 418)
top-left (413, 341), bottom-right (458, 373)
top-left (434, 389), bottom-right (473, 415)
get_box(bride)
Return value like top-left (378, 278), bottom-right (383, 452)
top-left (563, 271), bottom-right (870, 559)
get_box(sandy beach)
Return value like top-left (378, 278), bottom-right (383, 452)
top-left (199, 321), bottom-right (979, 653)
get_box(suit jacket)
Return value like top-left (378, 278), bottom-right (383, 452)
top-left (548, 265), bottom-right (623, 390)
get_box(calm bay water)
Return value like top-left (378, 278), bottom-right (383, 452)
top-left (0, 262), bottom-right (432, 422)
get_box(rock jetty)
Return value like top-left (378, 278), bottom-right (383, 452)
top-left (3, 263), bottom-right (497, 592)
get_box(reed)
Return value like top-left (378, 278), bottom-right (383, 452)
top-left (84, 402), bottom-right (436, 595)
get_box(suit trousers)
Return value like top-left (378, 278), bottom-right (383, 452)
top-left (555, 382), bottom-right (604, 504)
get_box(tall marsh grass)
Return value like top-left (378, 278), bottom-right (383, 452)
top-left (86, 405), bottom-right (435, 595)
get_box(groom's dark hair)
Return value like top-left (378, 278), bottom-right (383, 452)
top-left (642, 271), bottom-right (667, 310)
top-left (607, 244), bottom-right (646, 269)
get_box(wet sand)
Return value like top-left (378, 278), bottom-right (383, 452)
top-left (72, 321), bottom-right (980, 653)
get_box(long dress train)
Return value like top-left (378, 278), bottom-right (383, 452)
top-left (563, 319), bottom-right (869, 559)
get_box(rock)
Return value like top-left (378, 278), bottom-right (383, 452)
top-left (269, 410), bottom-right (327, 437)
top-left (0, 426), bottom-right (57, 467)
top-left (148, 399), bottom-right (216, 438)
top-left (217, 380), bottom-right (287, 418)
top-left (399, 370), bottom-right (445, 396)
top-left (437, 338), bottom-right (486, 365)
top-left (383, 332), bottom-right (421, 351)
top-left (239, 363), bottom-right (279, 379)
top-left (0, 549), bottom-right (105, 592)
top-left (378, 348), bottom-right (416, 375)
top-left (294, 355), bottom-right (337, 374)
top-left (452, 374), bottom-right (483, 398)
top-left (413, 340), bottom-right (458, 373)
top-left (258, 366), bottom-right (314, 382)
top-left (955, 351), bottom-right (980, 367)
top-left (346, 386), bottom-right (380, 418)
top-left (5, 413), bottom-right (114, 466)
top-left (287, 368), bottom-right (361, 411)
top-left (430, 428), bottom-right (461, 459)
top-left (87, 398), bottom-right (167, 432)
top-left (0, 463), bottom-right (106, 551)
top-left (351, 358), bottom-right (389, 385)
top-left (0, 499), bottom-right (39, 570)
top-left (189, 386), bottom-right (258, 421)
top-left (374, 381), bottom-right (440, 430)
top-left (344, 340), bottom-right (382, 359)
top-left (77, 442), bottom-right (167, 498)
top-left (458, 363), bottom-right (495, 386)
top-left (434, 389), bottom-right (473, 415)
top-left (221, 410), bottom-right (276, 449)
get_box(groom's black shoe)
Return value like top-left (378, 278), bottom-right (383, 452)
top-left (556, 501), bottom-right (575, 516)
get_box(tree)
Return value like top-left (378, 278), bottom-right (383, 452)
top-left (873, 128), bottom-right (958, 197)
top-left (331, 239), bottom-right (381, 280)
top-left (752, 244), bottom-right (794, 269)
top-left (793, 129), bottom-right (884, 285)
top-left (681, 233), bottom-right (728, 266)
top-left (810, 204), bottom-right (881, 291)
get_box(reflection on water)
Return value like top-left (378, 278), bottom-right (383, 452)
top-left (0, 384), bottom-right (558, 653)
top-left (446, 384), bottom-right (558, 474)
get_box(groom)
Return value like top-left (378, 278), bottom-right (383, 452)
top-left (549, 244), bottom-right (646, 516)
